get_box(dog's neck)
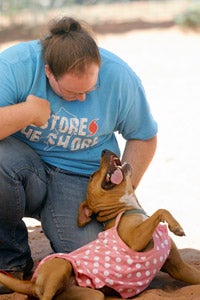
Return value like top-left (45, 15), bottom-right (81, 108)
top-left (102, 208), bottom-right (147, 230)
top-left (95, 191), bottom-right (144, 225)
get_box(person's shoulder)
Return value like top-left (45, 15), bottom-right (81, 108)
top-left (0, 40), bottom-right (42, 63)
top-left (99, 47), bottom-right (127, 65)
top-left (99, 47), bottom-right (139, 81)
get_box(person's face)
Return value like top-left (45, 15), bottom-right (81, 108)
top-left (45, 63), bottom-right (99, 102)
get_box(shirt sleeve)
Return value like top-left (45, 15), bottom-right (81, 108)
top-left (0, 59), bottom-right (20, 106)
top-left (115, 66), bottom-right (158, 140)
top-left (0, 42), bottom-right (37, 106)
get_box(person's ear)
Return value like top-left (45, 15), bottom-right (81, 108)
top-left (45, 64), bottom-right (52, 79)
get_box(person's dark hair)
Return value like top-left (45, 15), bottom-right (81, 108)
top-left (41, 16), bottom-right (101, 78)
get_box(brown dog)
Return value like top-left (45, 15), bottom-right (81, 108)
top-left (0, 149), bottom-right (200, 300)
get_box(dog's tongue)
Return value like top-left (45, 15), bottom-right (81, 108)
top-left (110, 168), bottom-right (123, 184)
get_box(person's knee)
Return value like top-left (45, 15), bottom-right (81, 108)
top-left (0, 137), bottom-right (30, 163)
top-left (0, 137), bottom-right (40, 171)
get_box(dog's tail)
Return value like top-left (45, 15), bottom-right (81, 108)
top-left (0, 272), bottom-right (34, 295)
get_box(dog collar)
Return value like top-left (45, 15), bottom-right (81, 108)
top-left (103, 208), bottom-right (147, 228)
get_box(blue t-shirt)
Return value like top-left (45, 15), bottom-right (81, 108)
top-left (0, 40), bottom-right (157, 175)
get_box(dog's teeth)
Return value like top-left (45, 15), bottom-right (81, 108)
top-left (105, 173), bottom-right (111, 182)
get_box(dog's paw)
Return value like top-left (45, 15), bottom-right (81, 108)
top-left (169, 224), bottom-right (185, 236)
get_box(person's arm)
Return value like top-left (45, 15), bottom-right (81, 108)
top-left (0, 95), bottom-right (51, 140)
top-left (121, 135), bottom-right (157, 190)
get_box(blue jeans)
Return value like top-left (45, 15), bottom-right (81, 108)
top-left (0, 137), bottom-right (103, 271)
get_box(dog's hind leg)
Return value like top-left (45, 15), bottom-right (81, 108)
top-left (162, 240), bottom-right (200, 284)
top-left (122, 209), bottom-right (185, 251)
top-left (54, 285), bottom-right (105, 300)
top-left (34, 258), bottom-right (73, 300)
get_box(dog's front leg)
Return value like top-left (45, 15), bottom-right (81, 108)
top-left (122, 209), bottom-right (185, 252)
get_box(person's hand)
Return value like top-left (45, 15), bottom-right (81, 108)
top-left (26, 94), bottom-right (51, 127)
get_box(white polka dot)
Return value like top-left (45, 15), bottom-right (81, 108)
top-left (127, 273), bottom-right (132, 278)
top-left (93, 262), bottom-right (99, 267)
top-left (95, 277), bottom-right (100, 283)
top-left (127, 258), bottom-right (134, 265)
top-left (116, 265), bottom-right (121, 271)
top-left (115, 273), bottom-right (122, 278)
top-left (136, 263), bottom-right (141, 269)
top-left (92, 268), bottom-right (98, 274)
top-left (105, 278), bottom-right (114, 285)
top-left (127, 288), bottom-right (133, 293)
top-left (160, 256), bottom-right (164, 262)
top-left (116, 257), bottom-right (121, 263)
top-left (76, 260), bottom-right (81, 266)
top-left (141, 256), bottom-right (146, 260)
top-left (136, 272), bottom-right (142, 278)
top-left (145, 270), bottom-right (151, 276)
top-left (137, 281), bottom-right (143, 286)
top-left (165, 239), bottom-right (169, 245)
top-left (94, 256), bottom-right (100, 261)
top-left (145, 261), bottom-right (150, 267)
top-left (105, 256), bottom-right (110, 262)
top-left (85, 250), bottom-right (90, 255)
top-left (105, 251), bottom-right (111, 255)
top-left (113, 246), bottom-right (118, 250)
top-left (104, 270), bottom-right (109, 276)
top-left (105, 263), bottom-right (110, 268)
top-left (103, 239), bottom-right (108, 244)
top-left (86, 279), bottom-right (91, 285)
top-left (153, 258), bottom-right (157, 264)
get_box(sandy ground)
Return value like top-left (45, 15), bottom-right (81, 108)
top-left (1, 16), bottom-right (200, 300)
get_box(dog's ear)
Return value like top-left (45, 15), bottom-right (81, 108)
top-left (78, 200), bottom-right (93, 227)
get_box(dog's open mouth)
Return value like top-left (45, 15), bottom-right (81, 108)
top-left (101, 154), bottom-right (130, 190)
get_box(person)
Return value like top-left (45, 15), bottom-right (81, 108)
top-left (0, 16), bottom-right (157, 293)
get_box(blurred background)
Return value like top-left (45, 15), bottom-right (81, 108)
top-left (0, 0), bottom-right (200, 250)
top-left (0, 0), bottom-right (200, 44)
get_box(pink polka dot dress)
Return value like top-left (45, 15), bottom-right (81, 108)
top-left (34, 211), bottom-right (171, 298)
